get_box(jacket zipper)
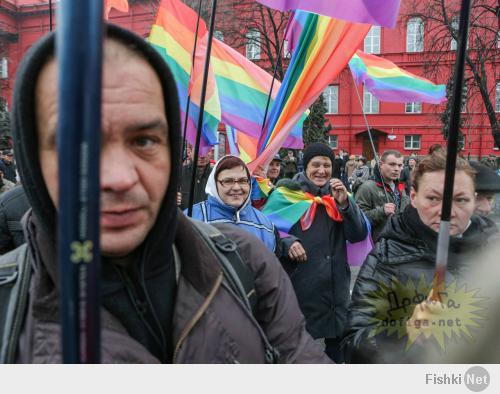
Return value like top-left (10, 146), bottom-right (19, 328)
top-left (172, 272), bottom-right (223, 363)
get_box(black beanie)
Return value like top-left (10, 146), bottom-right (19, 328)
top-left (470, 161), bottom-right (500, 193)
top-left (302, 143), bottom-right (335, 170)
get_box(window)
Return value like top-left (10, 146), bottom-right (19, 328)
top-left (461, 84), bottom-right (468, 113)
top-left (407, 17), bottom-right (424, 52)
top-left (363, 90), bottom-right (379, 114)
top-left (404, 135), bottom-right (421, 150)
top-left (214, 30), bottom-right (224, 42)
top-left (323, 85), bottom-right (339, 114)
top-left (450, 17), bottom-right (459, 50)
top-left (327, 135), bottom-right (338, 149)
top-left (496, 82), bottom-right (500, 113)
top-left (246, 29), bottom-right (261, 60)
top-left (405, 102), bottom-right (422, 113)
top-left (0, 58), bottom-right (7, 79)
top-left (283, 39), bottom-right (291, 59)
top-left (364, 26), bottom-right (381, 54)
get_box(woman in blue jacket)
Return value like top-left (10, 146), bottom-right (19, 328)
top-left (188, 155), bottom-right (306, 262)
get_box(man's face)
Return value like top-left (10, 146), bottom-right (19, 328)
top-left (267, 160), bottom-right (281, 180)
top-left (380, 154), bottom-right (404, 182)
top-left (306, 156), bottom-right (332, 187)
top-left (197, 154), bottom-right (209, 168)
top-left (36, 45), bottom-right (170, 257)
top-left (410, 170), bottom-right (475, 236)
top-left (3, 154), bottom-right (12, 163)
top-left (216, 166), bottom-right (250, 208)
top-left (475, 192), bottom-right (495, 216)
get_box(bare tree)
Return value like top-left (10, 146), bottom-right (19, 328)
top-left (402, 0), bottom-right (499, 148)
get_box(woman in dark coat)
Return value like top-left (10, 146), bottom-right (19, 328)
top-left (345, 152), bottom-right (498, 363)
top-left (268, 143), bottom-right (368, 362)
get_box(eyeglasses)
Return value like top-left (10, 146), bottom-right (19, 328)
top-left (218, 178), bottom-right (250, 188)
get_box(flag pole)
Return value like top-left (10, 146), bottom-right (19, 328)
top-left (57, 0), bottom-right (103, 363)
top-left (49, 0), bottom-right (53, 31)
top-left (433, 0), bottom-right (472, 299)
top-left (187, 0), bottom-right (218, 217)
top-left (260, 33), bottom-right (286, 135)
top-left (181, 0), bottom-right (204, 164)
top-left (351, 74), bottom-right (390, 203)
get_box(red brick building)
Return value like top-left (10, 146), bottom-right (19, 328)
top-left (1, 0), bottom-right (498, 158)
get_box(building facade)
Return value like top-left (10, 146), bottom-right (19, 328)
top-left (0, 0), bottom-right (498, 158)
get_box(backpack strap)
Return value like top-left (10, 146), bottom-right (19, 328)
top-left (0, 244), bottom-right (31, 363)
top-left (188, 218), bottom-right (257, 314)
top-left (187, 218), bottom-right (279, 363)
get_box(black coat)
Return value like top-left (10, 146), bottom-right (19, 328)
top-left (345, 205), bottom-right (498, 363)
top-left (0, 185), bottom-right (30, 254)
top-left (282, 174), bottom-right (368, 339)
top-left (180, 163), bottom-right (211, 210)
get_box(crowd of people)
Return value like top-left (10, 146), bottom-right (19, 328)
top-left (1, 25), bottom-right (500, 364)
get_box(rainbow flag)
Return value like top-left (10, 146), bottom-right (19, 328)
top-left (211, 39), bottom-right (305, 149)
top-left (349, 50), bottom-right (447, 104)
top-left (263, 186), bottom-right (373, 266)
top-left (147, 0), bottom-right (220, 155)
top-left (256, 0), bottom-right (401, 28)
top-left (249, 11), bottom-right (370, 172)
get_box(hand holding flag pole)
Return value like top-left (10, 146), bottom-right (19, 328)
top-left (432, 0), bottom-right (472, 301)
top-left (57, 0), bottom-right (103, 362)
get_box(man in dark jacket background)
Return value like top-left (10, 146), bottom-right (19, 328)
top-left (0, 185), bottom-right (30, 254)
top-left (2, 25), bottom-right (329, 364)
top-left (355, 150), bottom-right (410, 241)
top-left (180, 152), bottom-right (211, 210)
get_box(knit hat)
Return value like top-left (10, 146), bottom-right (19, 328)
top-left (470, 161), bottom-right (500, 193)
top-left (302, 143), bottom-right (335, 170)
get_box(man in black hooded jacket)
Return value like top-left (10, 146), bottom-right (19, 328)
top-left (1, 25), bottom-right (329, 364)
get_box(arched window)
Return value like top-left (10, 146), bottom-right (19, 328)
top-left (407, 17), bottom-right (424, 52)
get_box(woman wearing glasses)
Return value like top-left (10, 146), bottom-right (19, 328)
top-left (188, 155), bottom-right (306, 262)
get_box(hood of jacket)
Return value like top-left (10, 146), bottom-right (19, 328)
top-left (205, 155), bottom-right (252, 214)
top-left (11, 24), bottom-right (182, 360)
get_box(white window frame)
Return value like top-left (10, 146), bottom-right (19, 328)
top-left (364, 26), bottom-right (381, 54)
top-left (214, 30), bottom-right (224, 42)
top-left (461, 85), bottom-right (468, 113)
top-left (496, 82), bottom-right (500, 113)
top-left (405, 102), bottom-right (422, 113)
top-left (323, 85), bottom-right (339, 114)
top-left (283, 39), bottom-right (291, 59)
top-left (0, 58), bottom-right (7, 79)
top-left (407, 17), bottom-right (424, 53)
top-left (246, 29), bottom-right (261, 60)
top-left (404, 135), bottom-right (421, 150)
top-left (327, 135), bottom-right (338, 149)
top-left (363, 90), bottom-right (379, 114)
top-left (450, 17), bottom-right (459, 51)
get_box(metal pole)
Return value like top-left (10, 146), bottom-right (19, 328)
top-left (57, 0), bottom-right (103, 363)
top-left (181, 0), bottom-right (204, 164)
top-left (49, 0), bottom-right (53, 32)
top-left (260, 36), bottom-right (285, 134)
top-left (187, 0), bottom-right (218, 217)
top-left (352, 75), bottom-right (390, 203)
top-left (433, 0), bottom-right (472, 298)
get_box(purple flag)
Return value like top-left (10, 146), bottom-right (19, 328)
top-left (257, 0), bottom-right (401, 28)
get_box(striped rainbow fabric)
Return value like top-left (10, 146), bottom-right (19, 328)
top-left (211, 39), bottom-right (305, 150)
top-left (147, 0), bottom-right (220, 155)
top-left (263, 186), bottom-right (374, 266)
top-left (249, 11), bottom-right (370, 172)
top-left (349, 50), bottom-right (447, 104)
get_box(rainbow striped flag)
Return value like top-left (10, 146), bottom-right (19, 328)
top-left (263, 186), bottom-right (374, 266)
top-left (211, 39), bottom-right (305, 150)
top-left (147, 0), bottom-right (220, 155)
top-left (257, 0), bottom-right (401, 28)
top-left (249, 11), bottom-right (370, 172)
top-left (349, 50), bottom-right (447, 104)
